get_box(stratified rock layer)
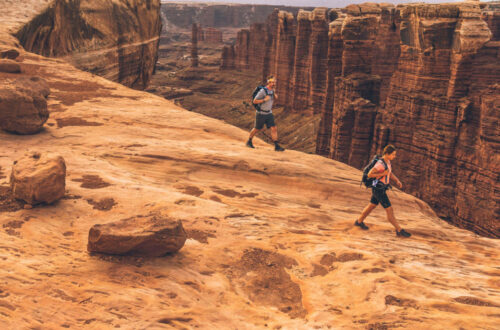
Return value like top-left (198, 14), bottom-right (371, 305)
top-left (10, 152), bottom-right (66, 205)
top-left (16, 0), bottom-right (162, 90)
top-left (88, 214), bottom-right (187, 256)
top-left (203, 27), bottom-right (223, 43)
top-left (161, 3), bottom-right (312, 29)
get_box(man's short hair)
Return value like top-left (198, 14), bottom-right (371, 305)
top-left (383, 144), bottom-right (397, 155)
top-left (267, 76), bottom-right (276, 83)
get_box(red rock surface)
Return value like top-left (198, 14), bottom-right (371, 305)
top-left (203, 27), bottom-right (223, 44)
top-left (329, 74), bottom-right (380, 169)
top-left (161, 3), bottom-right (313, 29)
top-left (375, 3), bottom-right (499, 238)
top-left (14, 0), bottom-right (161, 90)
top-left (290, 10), bottom-right (313, 113)
top-left (0, 77), bottom-right (49, 134)
top-left (0, 7), bottom-right (500, 326)
top-left (273, 11), bottom-right (296, 108)
top-left (235, 29), bottom-right (250, 70)
top-left (316, 17), bottom-right (344, 156)
top-left (220, 45), bottom-right (236, 70)
top-left (482, 1), bottom-right (500, 40)
top-left (191, 23), bottom-right (199, 67)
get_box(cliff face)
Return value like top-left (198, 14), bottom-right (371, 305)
top-left (375, 3), bottom-right (497, 237)
top-left (161, 3), bottom-right (313, 29)
top-left (16, 0), bottom-right (162, 90)
top-left (221, 2), bottom-right (500, 238)
top-left (203, 28), bottom-right (223, 44)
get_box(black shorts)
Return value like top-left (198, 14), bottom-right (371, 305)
top-left (255, 113), bottom-right (276, 129)
top-left (370, 187), bottom-right (391, 208)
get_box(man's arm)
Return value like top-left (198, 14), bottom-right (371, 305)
top-left (253, 90), bottom-right (270, 104)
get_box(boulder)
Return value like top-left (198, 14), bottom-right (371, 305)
top-left (10, 152), bottom-right (66, 205)
top-left (88, 214), bottom-right (187, 256)
top-left (0, 59), bottom-right (21, 73)
top-left (0, 80), bottom-right (49, 134)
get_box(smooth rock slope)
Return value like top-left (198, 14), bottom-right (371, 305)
top-left (0, 35), bottom-right (498, 330)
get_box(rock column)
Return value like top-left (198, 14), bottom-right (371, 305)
top-left (191, 23), bottom-right (199, 67)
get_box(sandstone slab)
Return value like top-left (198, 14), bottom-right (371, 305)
top-left (88, 214), bottom-right (187, 256)
top-left (10, 152), bottom-right (66, 205)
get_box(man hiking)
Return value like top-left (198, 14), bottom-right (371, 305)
top-left (354, 145), bottom-right (411, 237)
top-left (246, 76), bottom-right (285, 152)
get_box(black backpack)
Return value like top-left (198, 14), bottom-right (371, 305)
top-left (361, 155), bottom-right (388, 188)
top-left (251, 86), bottom-right (268, 111)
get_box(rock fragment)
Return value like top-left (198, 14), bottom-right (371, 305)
top-left (0, 78), bottom-right (50, 134)
top-left (10, 152), bottom-right (66, 205)
top-left (88, 214), bottom-right (187, 256)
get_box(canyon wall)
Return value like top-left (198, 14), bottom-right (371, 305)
top-left (203, 28), bottom-right (223, 44)
top-left (161, 3), bottom-right (313, 29)
top-left (16, 0), bottom-right (162, 90)
top-left (221, 2), bottom-right (499, 238)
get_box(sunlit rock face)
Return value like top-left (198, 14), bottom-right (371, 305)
top-left (16, 0), bottom-right (162, 90)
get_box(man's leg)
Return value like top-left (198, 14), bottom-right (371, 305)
top-left (270, 125), bottom-right (284, 151)
top-left (270, 126), bottom-right (278, 141)
top-left (249, 128), bottom-right (260, 140)
top-left (247, 115), bottom-right (263, 148)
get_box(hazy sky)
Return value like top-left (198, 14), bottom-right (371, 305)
top-left (161, 0), bottom-right (481, 8)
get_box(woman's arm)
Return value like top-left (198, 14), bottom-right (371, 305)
top-left (390, 172), bottom-right (403, 188)
top-left (368, 167), bottom-right (389, 179)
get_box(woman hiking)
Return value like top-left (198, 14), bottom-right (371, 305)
top-left (354, 145), bottom-right (411, 238)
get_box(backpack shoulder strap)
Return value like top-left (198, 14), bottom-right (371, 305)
top-left (380, 159), bottom-right (388, 170)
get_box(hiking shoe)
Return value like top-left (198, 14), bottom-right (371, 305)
top-left (396, 229), bottom-right (411, 238)
top-left (354, 220), bottom-right (369, 230)
top-left (246, 140), bottom-right (255, 148)
top-left (274, 144), bottom-right (285, 152)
